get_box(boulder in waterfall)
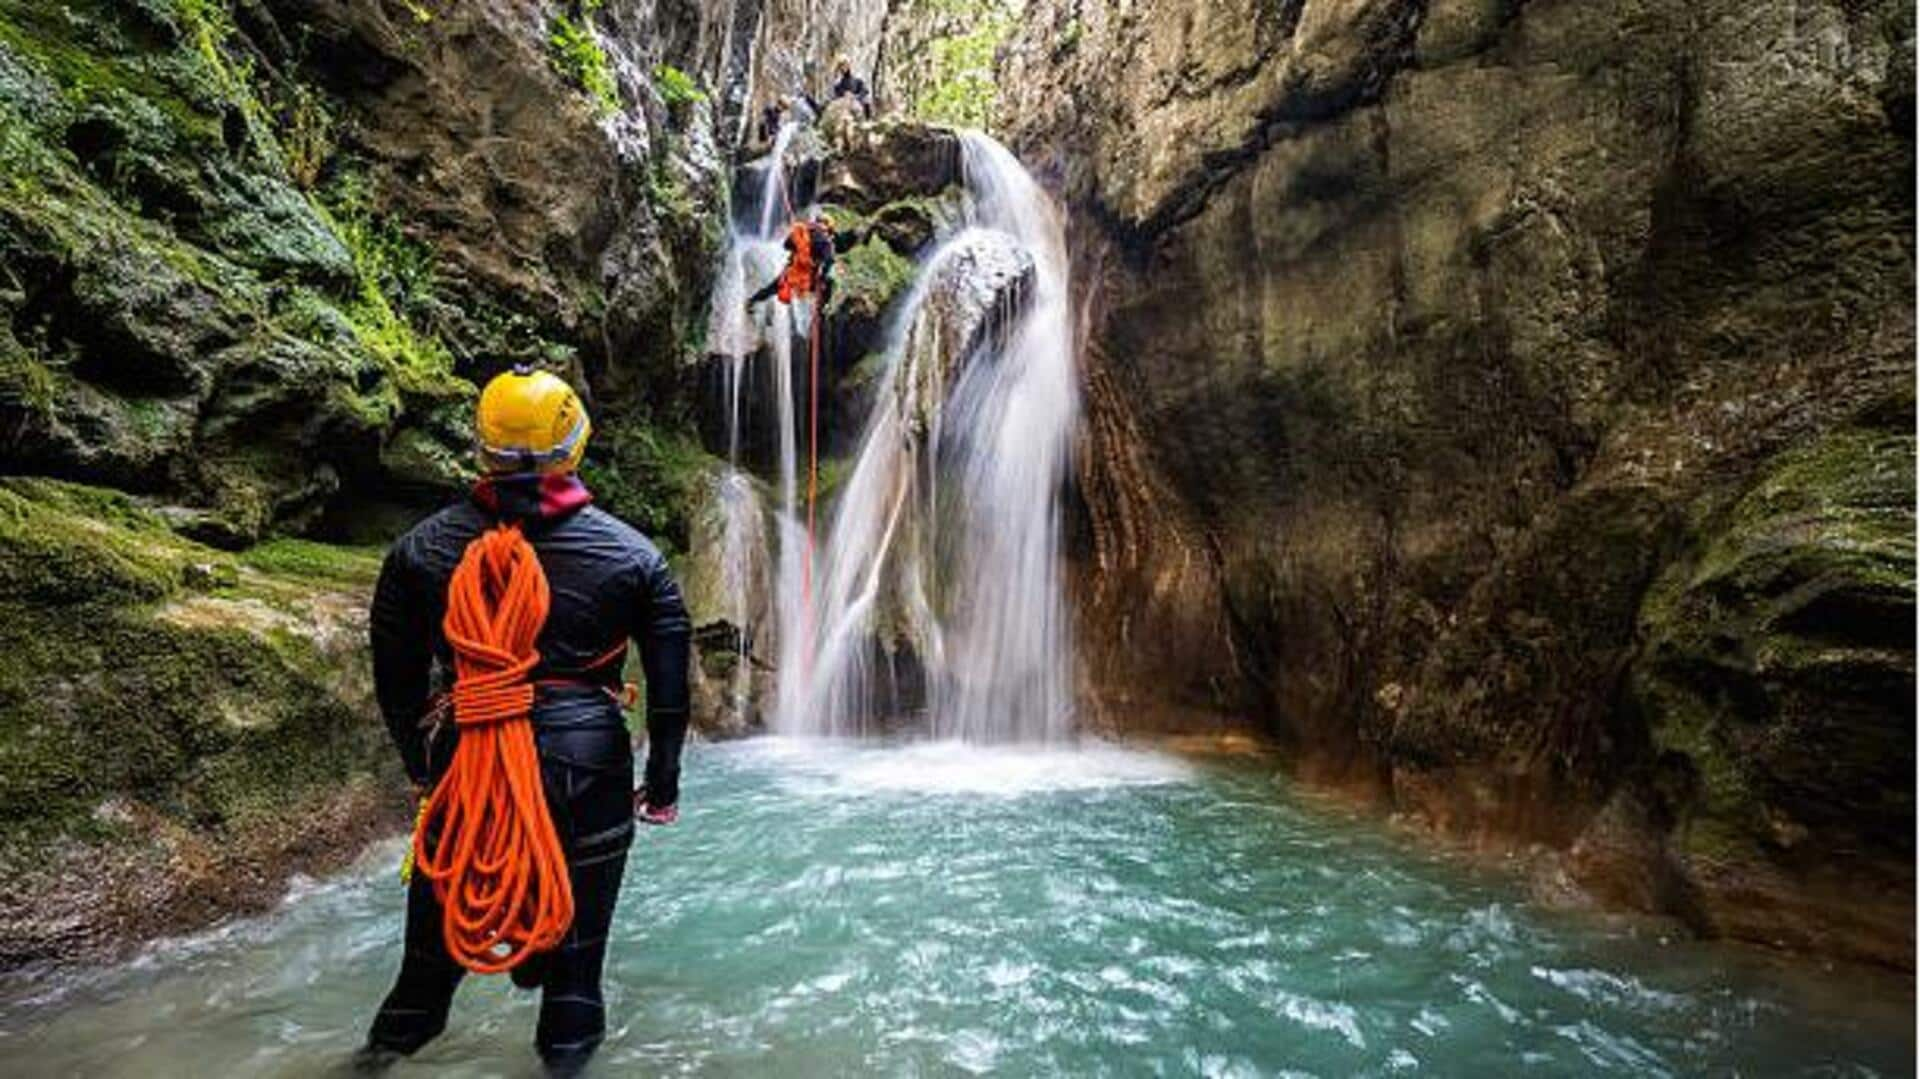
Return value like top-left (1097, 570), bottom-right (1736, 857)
top-left (816, 121), bottom-right (962, 212)
top-left (680, 469), bottom-right (777, 737)
top-left (904, 229), bottom-right (1035, 400)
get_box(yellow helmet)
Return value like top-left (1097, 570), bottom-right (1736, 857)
top-left (475, 365), bottom-right (592, 474)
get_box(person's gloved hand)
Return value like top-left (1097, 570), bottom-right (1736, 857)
top-left (633, 786), bottom-right (679, 825)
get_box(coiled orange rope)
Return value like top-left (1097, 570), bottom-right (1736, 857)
top-left (409, 524), bottom-right (574, 974)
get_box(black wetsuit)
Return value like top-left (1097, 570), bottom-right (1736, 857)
top-left (748, 222), bottom-right (838, 308)
top-left (363, 484), bottom-right (690, 1070)
top-left (832, 71), bottom-right (872, 117)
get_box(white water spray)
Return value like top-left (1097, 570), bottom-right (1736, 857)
top-left (773, 132), bottom-right (1078, 742)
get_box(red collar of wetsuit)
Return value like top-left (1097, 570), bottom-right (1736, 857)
top-left (471, 471), bottom-right (593, 521)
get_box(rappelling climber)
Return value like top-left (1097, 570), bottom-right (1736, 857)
top-left (829, 54), bottom-right (872, 118)
top-left (357, 365), bottom-right (690, 1075)
top-left (748, 209), bottom-right (838, 311)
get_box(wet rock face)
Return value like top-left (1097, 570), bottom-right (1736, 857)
top-left (746, 0), bottom-right (887, 122)
top-left (0, 0), bottom-right (757, 968)
top-left (816, 117), bottom-right (961, 212)
top-left (0, 477), bottom-right (406, 968)
top-left (1000, 0), bottom-right (1915, 961)
top-left (0, 0), bottom-right (735, 543)
top-left (908, 229), bottom-right (1035, 385)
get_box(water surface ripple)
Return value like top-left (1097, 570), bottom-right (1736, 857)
top-left (1, 739), bottom-right (1909, 1077)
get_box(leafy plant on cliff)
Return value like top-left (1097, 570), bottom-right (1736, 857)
top-left (654, 63), bottom-right (705, 110)
top-left (910, 0), bottom-right (1013, 130)
top-left (318, 171), bottom-right (466, 401)
top-left (548, 5), bottom-right (620, 118)
top-left (273, 82), bottom-right (335, 190)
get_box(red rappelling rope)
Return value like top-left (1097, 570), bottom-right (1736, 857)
top-left (803, 295), bottom-right (822, 646)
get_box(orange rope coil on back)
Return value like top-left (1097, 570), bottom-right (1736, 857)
top-left (410, 524), bottom-right (574, 974)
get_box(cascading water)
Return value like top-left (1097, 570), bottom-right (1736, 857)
top-left (701, 122), bottom-right (806, 703)
top-left (772, 132), bottom-right (1077, 742)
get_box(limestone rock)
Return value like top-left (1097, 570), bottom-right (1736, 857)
top-left (986, 0), bottom-right (1915, 962)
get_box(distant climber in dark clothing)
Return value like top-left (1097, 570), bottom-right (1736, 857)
top-left (830, 54), bottom-right (872, 118)
top-left (749, 213), bottom-right (838, 310)
top-left (759, 94), bottom-right (807, 142)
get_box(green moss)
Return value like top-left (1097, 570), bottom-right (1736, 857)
top-left (0, 477), bottom-right (189, 606)
top-left (831, 235), bottom-right (916, 316)
top-left (1699, 429), bottom-right (1915, 593)
top-left (819, 203), bottom-right (871, 236)
top-left (0, 477), bottom-right (391, 853)
top-left (579, 420), bottom-right (717, 560)
top-left (548, 7), bottom-right (619, 117)
top-left (0, 339), bottom-right (58, 419)
top-left (648, 162), bottom-right (698, 231)
top-left (238, 537), bottom-right (381, 586)
top-left (1635, 428), bottom-right (1916, 866)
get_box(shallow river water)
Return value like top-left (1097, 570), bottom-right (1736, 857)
top-left (1, 739), bottom-right (1910, 1077)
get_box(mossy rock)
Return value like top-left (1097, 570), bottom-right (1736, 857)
top-left (0, 0), bottom-right (476, 540)
top-left (1633, 429), bottom-right (1916, 869)
top-left (578, 417), bottom-right (721, 561)
top-left (832, 235), bottom-right (916, 320)
top-left (0, 476), bottom-right (400, 965)
top-left (0, 476), bottom-right (190, 606)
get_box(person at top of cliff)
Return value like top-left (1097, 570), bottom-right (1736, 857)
top-left (758, 98), bottom-right (784, 143)
top-left (748, 209), bottom-right (839, 311)
top-left (829, 54), bottom-right (872, 118)
top-left (759, 93), bottom-right (811, 142)
top-left (356, 365), bottom-right (690, 1076)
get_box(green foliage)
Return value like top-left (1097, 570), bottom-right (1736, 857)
top-left (579, 420), bottom-right (716, 559)
top-left (653, 63), bottom-right (705, 110)
top-left (274, 82), bottom-right (335, 190)
top-left (913, 8), bottom-right (1013, 130)
top-left (1058, 17), bottom-right (1083, 56)
top-left (318, 170), bottom-right (469, 401)
top-left (548, 9), bottom-right (619, 117)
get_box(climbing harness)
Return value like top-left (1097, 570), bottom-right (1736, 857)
top-left (407, 524), bottom-right (574, 974)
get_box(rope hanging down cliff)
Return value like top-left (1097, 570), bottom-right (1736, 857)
top-left (408, 524), bottom-right (574, 974)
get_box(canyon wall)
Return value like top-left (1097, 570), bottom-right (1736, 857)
top-left (0, 0), bottom-right (748, 966)
top-left (984, 0), bottom-right (1915, 965)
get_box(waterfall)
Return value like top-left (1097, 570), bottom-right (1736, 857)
top-left (772, 131), bottom-right (1078, 742)
top-left (700, 122), bottom-right (806, 699)
top-left (757, 121), bottom-right (797, 239)
top-left (929, 133), bottom-right (1077, 742)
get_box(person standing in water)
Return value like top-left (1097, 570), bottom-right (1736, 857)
top-left (358, 365), bottom-right (690, 1074)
